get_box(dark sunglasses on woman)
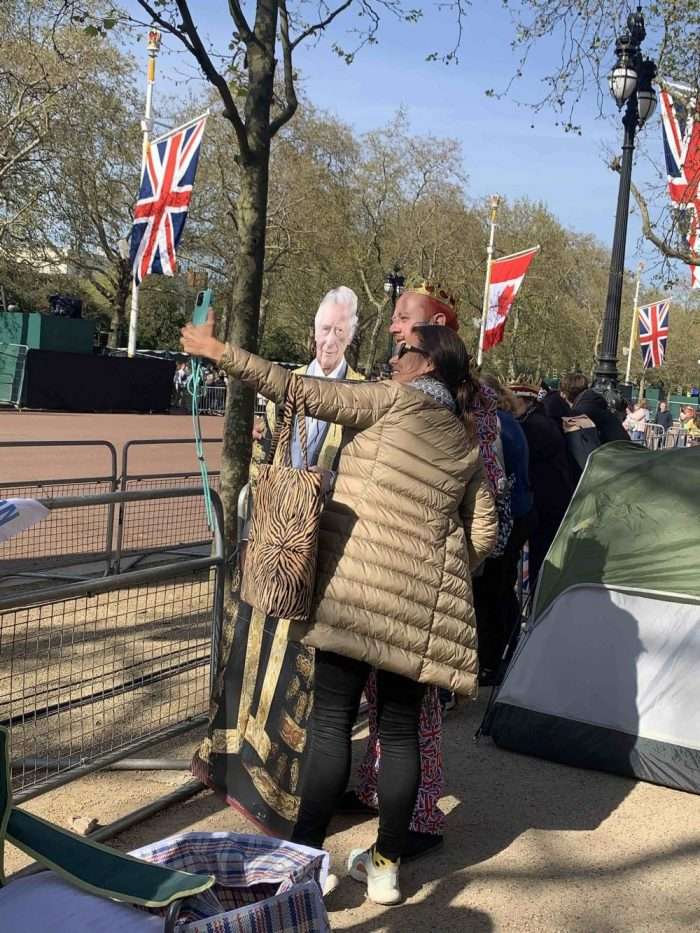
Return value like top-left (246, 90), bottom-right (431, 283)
top-left (397, 343), bottom-right (429, 360)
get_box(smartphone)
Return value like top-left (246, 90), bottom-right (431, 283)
top-left (192, 288), bottom-right (213, 325)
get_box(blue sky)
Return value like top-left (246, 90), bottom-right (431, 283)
top-left (122, 1), bottom-right (669, 269)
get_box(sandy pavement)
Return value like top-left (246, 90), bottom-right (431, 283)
top-left (7, 696), bottom-right (700, 932)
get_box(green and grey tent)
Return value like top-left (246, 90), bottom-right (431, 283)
top-left (484, 442), bottom-right (700, 793)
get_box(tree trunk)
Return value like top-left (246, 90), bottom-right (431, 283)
top-left (218, 284), bottom-right (235, 343)
top-left (217, 0), bottom-right (278, 558)
top-left (257, 293), bottom-right (269, 346)
top-left (590, 320), bottom-right (604, 380)
top-left (364, 300), bottom-right (388, 373)
top-left (535, 325), bottom-right (548, 381)
top-left (219, 157), bottom-right (270, 553)
top-left (109, 261), bottom-right (131, 348)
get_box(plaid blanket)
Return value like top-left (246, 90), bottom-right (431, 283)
top-left (130, 832), bottom-right (330, 933)
top-left (181, 881), bottom-right (329, 933)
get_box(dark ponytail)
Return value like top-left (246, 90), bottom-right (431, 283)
top-left (411, 324), bottom-right (478, 435)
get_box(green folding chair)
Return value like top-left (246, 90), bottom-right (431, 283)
top-left (0, 726), bottom-right (214, 931)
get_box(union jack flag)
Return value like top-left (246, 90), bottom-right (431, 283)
top-left (660, 89), bottom-right (700, 288)
top-left (638, 299), bottom-right (671, 369)
top-left (130, 115), bottom-right (207, 285)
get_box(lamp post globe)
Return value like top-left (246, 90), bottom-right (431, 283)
top-left (608, 42), bottom-right (638, 106)
top-left (635, 58), bottom-right (658, 125)
top-left (593, 6), bottom-right (657, 406)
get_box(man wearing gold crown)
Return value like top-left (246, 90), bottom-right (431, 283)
top-left (388, 280), bottom-right (460, 341)
top-left (338, 280), bottom-right (504, 861)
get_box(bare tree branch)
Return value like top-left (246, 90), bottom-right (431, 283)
top-left (609, 158), bottom-right (700, 267)
top-left (358, 265), bottom-right (385, 312)
top-left (269, 0), bottom-right (298, 138)
top-left (227, 0), bottom-right (255, 43)
top-left (290, 0), bottom-right (353, 51)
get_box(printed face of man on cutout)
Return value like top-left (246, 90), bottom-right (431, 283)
top-left (315, 303), bottom-right (353, 375)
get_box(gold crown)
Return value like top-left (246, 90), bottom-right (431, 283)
top-left (405, 278), bottom-right (458, 311)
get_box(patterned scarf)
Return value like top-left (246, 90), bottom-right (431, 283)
top-left (409, 376), bottom-right (457, 413)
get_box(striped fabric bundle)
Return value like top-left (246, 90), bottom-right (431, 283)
top-left (130, 832), bottom-right (330, 933)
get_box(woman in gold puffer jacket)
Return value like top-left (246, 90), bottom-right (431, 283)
top-left (181, 318), bottom-right (497, 905)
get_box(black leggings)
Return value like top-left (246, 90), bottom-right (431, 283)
top-left (292, 650), bottom-right (425, 861)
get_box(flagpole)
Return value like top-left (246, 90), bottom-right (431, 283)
top-left (624, 261), bottom-right (644, 385)
top-left (127, 29), bottom-right (161, 359)
top-left (151, 110), bottom-right (210, 146)
top-left (477, 194), bottom-right (501, 367)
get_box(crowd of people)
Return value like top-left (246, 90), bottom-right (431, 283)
top-left (180, 281), bottom-right (696, 908)
top-left (173, 359), bottom-right (229, 411)
top-left (622, 398), bottom-right (700, 446)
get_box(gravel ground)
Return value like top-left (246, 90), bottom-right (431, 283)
top-left (7, 696), bottom-right (700, 932)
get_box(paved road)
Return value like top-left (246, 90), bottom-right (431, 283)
top-left (0, 410), bottom-right (224, 481)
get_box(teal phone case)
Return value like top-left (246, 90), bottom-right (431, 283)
top-left (192, 289), bottom-right (212, 325)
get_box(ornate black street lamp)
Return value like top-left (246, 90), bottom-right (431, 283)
top-left (593, 6), bottom-right (657, 403)
top-left (383, 262), bottom-right (405, 367)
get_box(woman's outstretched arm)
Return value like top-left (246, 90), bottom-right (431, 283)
top-left (220, 343), bottom-right (397, 431)
top-left (180, 312), bottom-right (396, 431)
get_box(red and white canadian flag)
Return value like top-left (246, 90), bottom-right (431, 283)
top-left (482, 246), bottom-right (539, 352)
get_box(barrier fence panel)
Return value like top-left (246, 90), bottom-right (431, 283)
top-left (117, 438), bottom-right (223, 570)
top-left (0, 343), bottom-right (27, 406)
top-left (201, 385), bottom-right (226, 414)
top-left (1, 487), bottom-right (225, 804)
top-left (644, 423), bottom-right (665, 450)
top-left (0, 441), bottom-right (118, 580)
top-left (665, 428), bottom-right (688, 449)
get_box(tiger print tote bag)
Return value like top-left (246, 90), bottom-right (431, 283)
top-left (241, 376), bottom-right (326, 622)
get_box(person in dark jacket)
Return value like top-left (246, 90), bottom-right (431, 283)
top-left (654, 400), bottom-right (673, 431)
top-left (542, 388), bottom-right (571, 420)
top-left (510, 384), bottom-right (575, 587)
top-left (559, 373), bottom-right (628, 444)
top-left (475, 376), bottom-right (536, 685)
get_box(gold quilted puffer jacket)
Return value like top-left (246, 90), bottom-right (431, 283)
top-left (221, 344), bottom-right (498, 696)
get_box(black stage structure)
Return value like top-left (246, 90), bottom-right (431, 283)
top-left (22, 349), bottom-right (175, 413)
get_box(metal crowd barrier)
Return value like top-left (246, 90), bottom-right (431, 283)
top-left (195, 385), bottom-right (268, 418)
top-left (1, 437), bottom-right (225, 587)
top-left (643, 423), bottom-right (665, 450)
top-left (2, 487), bottom-right (225, 805)
top-left (665, 427), bottom-right (689, 449)
top-left (626, 424), bottom-right (691, 450)
top-left (0, 440), bottom-right (118, 580)
top-left (116, 438), bottom-right (223, 572)
top-left (200, 385), bottom-right (227, 414)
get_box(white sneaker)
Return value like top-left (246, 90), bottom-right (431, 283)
top-left (347, 846), bottom-right (401, 906)
top-left (322, 873), bottom-right (339, 897)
